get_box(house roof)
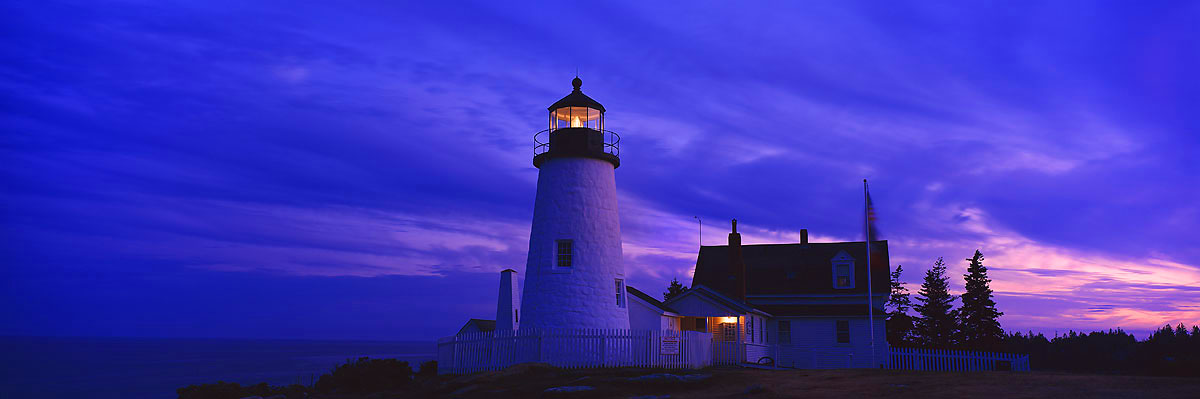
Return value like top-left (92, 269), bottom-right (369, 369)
top-left (455, 319), bottom-right (495, 335)
top-left (626, 285), bottom-right (677, 314)
top-left (692, 241), bottom-right (891, 298)
top-left (755, 304), bottom-right (888, 317)
top-left (664, 285), bottom-right (772, 317)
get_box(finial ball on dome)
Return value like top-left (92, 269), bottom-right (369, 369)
top-left (572, 76), bottom-right (582, 90)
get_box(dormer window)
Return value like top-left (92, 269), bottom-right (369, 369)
top-left (831, 251), bottom-right (855, 289)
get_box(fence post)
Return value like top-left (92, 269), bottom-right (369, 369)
top-left (601, 329), bottom-right (607, 368)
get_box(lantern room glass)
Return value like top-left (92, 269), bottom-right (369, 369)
top-left (549, 106), bottom-right (603, 131)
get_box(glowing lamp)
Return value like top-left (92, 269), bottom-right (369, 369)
top-left (547, 76), bottom-right (605, 132)
top-left (720, 317), bottom-right (738, 324)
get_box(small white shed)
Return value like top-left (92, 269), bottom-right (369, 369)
top-left (625, 286), bottom-right (682, 331)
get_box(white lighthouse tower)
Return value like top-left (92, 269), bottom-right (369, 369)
top-left (519, 77), bottom-right (629, 330)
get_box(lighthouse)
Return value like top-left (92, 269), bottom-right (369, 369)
top-left (519, 77), bottom-right (629, 330)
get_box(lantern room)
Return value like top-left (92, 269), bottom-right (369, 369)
top-left (534, 77), bottom-right (619, 169)
top-left (548, 77), bottom-right (605, 131)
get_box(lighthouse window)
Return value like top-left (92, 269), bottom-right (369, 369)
top-left (615, 279), bottom-right (625, 307)
top-left (551, 106), bottom-right (602, 130)
top-left (556, 240), bottom-right (573, 267)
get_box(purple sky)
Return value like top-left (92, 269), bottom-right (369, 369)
top-left (2, 1), bottom-right (1198, 341)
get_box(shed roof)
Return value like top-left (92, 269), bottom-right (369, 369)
top-left (626, 285), bottom-right (677, 314)
top-left (455, 319), bottom-right (495, 335)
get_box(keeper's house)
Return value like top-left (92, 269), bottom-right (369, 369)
top-left (664, 221), bottom-right (889, 368)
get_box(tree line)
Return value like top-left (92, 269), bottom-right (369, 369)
top-left (886, 250), bottom-right (1200, 376)
top-left (885, 250), bottom-right (1004, 350)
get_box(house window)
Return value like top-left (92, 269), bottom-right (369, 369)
top-left (722, 322), bottom-right (737, 341)
top-left (779, 321), bottom-right (792, 344)
top-left (615, 279), bottom-right (625, 308)
top-left (556, 240), bottom-right (573, 267)
top-left (836, 320), bottom-right (850, 343)
top-left (746, 316), bottom-right (754, 343)
top-left (696, 318), bottom-right (708, 332)
top-left (835, 262), bottom-right (852, 288)
top-left (760, 318), bottom-right (765, 343)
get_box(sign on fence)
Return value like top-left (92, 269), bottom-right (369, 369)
top-left (660, 335), bottom-right (679, 355)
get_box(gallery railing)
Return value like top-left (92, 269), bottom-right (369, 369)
top-left (533, 128), bottom-right (620, 158)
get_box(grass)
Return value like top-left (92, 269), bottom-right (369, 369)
top-left (419, 364), bottom-right (1200, 399)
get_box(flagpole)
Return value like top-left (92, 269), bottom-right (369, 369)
top-left (865, 179), bottom-right (875, 367)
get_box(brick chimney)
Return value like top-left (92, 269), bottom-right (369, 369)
top-left (728, 219), bottom-right (746, 302)
top-left (800, 228), bottom-right (808, 245)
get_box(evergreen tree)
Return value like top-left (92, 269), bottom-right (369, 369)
top-left (913, 257), bottom-right (957, 348)
top-left (957, 250), bottom-right (1004, 350)
top-left (663, 277), bottom-right (688, 301)
top-left (885, 264), bottom-right (915, 345)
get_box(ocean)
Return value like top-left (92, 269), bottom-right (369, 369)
top-left (0, 336), bottom-right (437, 399)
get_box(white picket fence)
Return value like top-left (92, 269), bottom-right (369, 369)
top-left (438, 330), bottom-right (1032, 374)
top-left (436, 328), bottom-right (713, 375)
top-left (885, 347), bottom-right (1030, 371)
top-left (711, 341), bottom-right (741, 366)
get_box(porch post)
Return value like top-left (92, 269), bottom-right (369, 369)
top-left (729, 314), bottom-right (739, 365)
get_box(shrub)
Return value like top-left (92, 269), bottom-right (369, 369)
top-left (314, 357), bottom-right (413, 394)
top-left (177, 381), bottom-right (244, 399)
top-left (176, 381), bottom-right (308, 399)
top-left (416, 360), bottom-right (438, 379)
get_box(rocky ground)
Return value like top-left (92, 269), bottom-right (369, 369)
top-left (318, 363), bottom-right (1200, 399)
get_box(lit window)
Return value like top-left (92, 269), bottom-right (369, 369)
top-left (779, 321), bottom-right (792, 344)
top-left (722, 323), bottom-right (737, 341)
top-left (556, 240), bottom-right (573, 267)
top-left (836, 320), bottom-right (850, 343)
top-left (615, 279), bottom-right (625, 307)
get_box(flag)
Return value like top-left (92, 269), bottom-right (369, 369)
top-left (865, 183), bottom-right (881, 242)
top-left (864, 179), bottom-right (880, 366)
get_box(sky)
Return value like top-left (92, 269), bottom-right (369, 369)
top-left (2, 1), bottom-right (1198, 341)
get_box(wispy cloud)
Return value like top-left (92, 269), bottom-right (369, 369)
top-left (1, 0), bottom-right (1196, 339)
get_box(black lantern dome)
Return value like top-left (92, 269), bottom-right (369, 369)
top-left (534, 77), bottom-right (620, 169)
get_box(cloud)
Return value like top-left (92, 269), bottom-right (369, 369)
top-left (1, 0), bottom-right (1196, 340)
top-left (886, 204), bottom-right (1200, 337)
